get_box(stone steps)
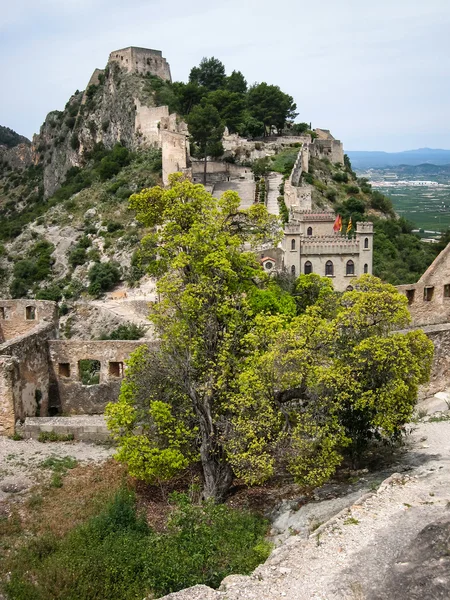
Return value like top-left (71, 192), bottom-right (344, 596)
top-left (22, 415), bottom-right (110, 442)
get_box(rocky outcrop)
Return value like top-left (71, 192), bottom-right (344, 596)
top-left (0, 142), bottom-right (33, 170)
top-left (33, 57), bottom-right (171, 198)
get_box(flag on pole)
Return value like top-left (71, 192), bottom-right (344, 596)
top-left (333, 215), bottom-right (342, 232)
top-left (346, 217), bottom-right (353, 234)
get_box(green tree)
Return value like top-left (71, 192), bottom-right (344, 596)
top-left (203, 89), bottom-right (246, 133)
top-left (187, 105), bottom-right (225, 183)
top-left (189, 57), bottom-right (226, 91)
top-left (106, 176), bottom-right (281, 499)
top-left (106, 179), bottom-right (433, 500)
top-left (247, 83), bottom-right (298, 135)
top-left (226, 70), bottom-right (247, 94)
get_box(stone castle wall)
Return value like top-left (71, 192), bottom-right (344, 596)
top-left (48, 340), bottom-right (148, 414)
top-left (0, 322), bottom-right (56, 430)
top-left (397, 244), bottom-right (450, 327)
top-left (135, 101), bottom-right (169, 147)
top-left (108, 47), bottom-right (171, 81)
top-left (191, 161), bottom-right (253, 184)
top-left (0, 299), bottom-right (58, 342)
top-left (0, 300), bottom-right (153, 435)
top-left (162, 130), bottom-right (189, 185)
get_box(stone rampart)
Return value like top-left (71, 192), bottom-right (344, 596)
top-left (162, 129), bottom-right (189, 185)
top-left (191, 161), bottom-right (253, 184)
top-left (135, 102), bottom-right (169, 146)
top-left (47, 340), bottom-right (152, 414)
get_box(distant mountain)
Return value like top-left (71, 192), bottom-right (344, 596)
top-left (347, 148), bottom-right (450, 169)
top-left (370, 163), bottom-right (450, 177)
top-left (0, 125), bottom-right (30, 149)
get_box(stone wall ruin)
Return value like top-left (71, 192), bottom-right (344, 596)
top-left (0, 300), bottom-right (150, 435)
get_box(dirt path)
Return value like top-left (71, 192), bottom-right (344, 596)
top-left (161, 417), bottom-right (450, 600)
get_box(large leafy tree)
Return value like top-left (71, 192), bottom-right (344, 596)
top-left (189, 57), bottom-right (226, 91)
top-left (186, 105), bottom-right (225, 183)
top-left (203, 89), bottom-right (246, 133)
top-left (106, 178), bottom-right (433, 500)
top-left (247, 83), bottom-right (298, 135)
top-left (107, 176), bottom-right (281, 500)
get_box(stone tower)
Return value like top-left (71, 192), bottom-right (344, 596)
top-left (108, 47), bottom-right (172, 82)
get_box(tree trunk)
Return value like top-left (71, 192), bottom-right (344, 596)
top-left (203, 149), bottom-right (207, 185)
top-left (200, 440), bottom-right (234, 501)
top-left (194, 394), bottom-right (233, 501)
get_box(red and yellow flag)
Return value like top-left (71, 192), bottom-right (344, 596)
top-left (346, 217), bottom-right (353, 234)
top-left (333, 215), bottom-right (342, 232)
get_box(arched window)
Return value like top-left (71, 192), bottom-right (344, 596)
top-left (291, 265), bottom-right (296, 276)
top-left (364, 237), bottom-right (369, 249)
top-left (307, 226), bottom-right (313, 236)
top-left (304, 261), bottom-right (312, 275)
top-left (291, 239), bottom-right (296, 250)
top-left (364, 263), bottom-right (368, 274)
top-left (346, 260), bottom-right (355, 275)
top-left (325, 260), bottom-right (334, 276)
top-left (346, 285), bottom-right (354, 291)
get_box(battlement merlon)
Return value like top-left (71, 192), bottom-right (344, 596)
top-left (355, 222), bottom-right (374, 234)
top-left (108, 47), bottom-right (172, 82)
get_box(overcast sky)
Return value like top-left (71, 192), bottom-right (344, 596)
top-left (2, 0), bottom-right (450, 151)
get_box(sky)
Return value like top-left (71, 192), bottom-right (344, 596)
top-left (1, 0), bottom-right (450, 152)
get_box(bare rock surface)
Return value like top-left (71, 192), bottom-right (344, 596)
top-left (159, 417), bottom-right (450, 600)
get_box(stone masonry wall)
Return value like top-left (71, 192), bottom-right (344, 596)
top-left (412, 323), bottom-right (450, 399)
top-left (48, 340), bottom-right (150, 414)
top-left (397, 244), bottom-right (450, 327)
top-left (191, 161), bottom-right (252, 184)
top-left (162, 129), bottom-right (189, 185)
top-left (0, 356), bottom-right (20, 436)
top-left (0, 323), bottom-right (56, 424)
top-left (108, 47), bottom-right (171, 81)
top-left (0, 299), bottom-right (58, 342)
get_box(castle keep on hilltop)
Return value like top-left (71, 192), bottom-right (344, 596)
top-left (108, 46), bottom-right (172, 81)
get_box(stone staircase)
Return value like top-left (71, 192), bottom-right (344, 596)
top-left (22, 415), bottom-right (110, 442)
top-left (266, 172), bottom-right (283, 216)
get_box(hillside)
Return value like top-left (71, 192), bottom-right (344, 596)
top-left (0, 46), bottom-right (446, 315)
top-left (0, 125), bottom-right (30, 149)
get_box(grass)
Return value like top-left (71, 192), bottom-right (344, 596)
top-left (2, 484), bottom-right (270, 600)
top-left (38, 432), bottom-right (75, 443)
top-left (343, 517), bottom-right (360, 526)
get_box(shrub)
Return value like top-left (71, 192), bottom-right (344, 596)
top-left (88, 261), bottom-right (121, 297)
top-left (325, 188), bottom-right (337, 202)
top-left (68, 247), bottom-right (87, 268)
top-left (371, 191), bottom-right (394, 214)
top-left (332, 171), bottom-right (349, 183)
top-left (4, 490), bottom-right (270, 600)
top-left (346, 184), bottom-right (360, 195)
top-left (79, 359), bottom-right (101, 385)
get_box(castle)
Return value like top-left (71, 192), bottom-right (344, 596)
top-left (108, 46), bottom-right (172, 81)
